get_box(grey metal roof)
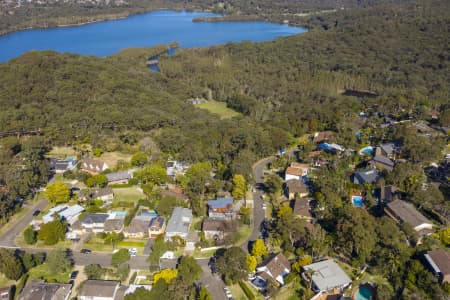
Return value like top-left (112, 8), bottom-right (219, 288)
top-left (380, 142), bottom-right (396, 155)
top-left (165, 207), bottom-right (192, 235)
top-left (353, 168), bottom-right (379, 184)
top-left (371, 155), bottom-right (394, 167)
top-left (19, 280), bottom-right (72, 300)
top-left (106, 171), bottom-right (132, 182)
top-left (387, 200), bottom-right (432, 228)
top-left (303, 260), bottom-right (352, 292)
top-left (80, 280), bottom-right (119, 298)
top-left (94, 187), bottom-right (114, 198)
top-left (82, 213), bottom-right (109, 224)
top-left (425, 249), bottom-right (450, 276)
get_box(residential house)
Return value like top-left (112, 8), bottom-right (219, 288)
top-left (81, 159), bottom-right (109, 175)
top-left (318, 143), bottom-right (345, 153)
top-left (285, 179), bottom-right (309, 199)
top-left (302, 260), bottom-right (352, 293)
top-left (80, 213), bottom-right (110, 233)
top-left (424, 249), bottom-right (450, 284)
top-left (0, 286), bottom-right (12, 300)
top-left (379, 185), bottom-right (399, 204)
top-left (285, 167), bottom-right (302, 181)
top-left (202, 219), bottom-right (237, 241)
top-left (79, 280), bottom-right (120, 300)
top-left (385, 200), bottom-right (434, 234)
top-left (49, 158), bottom-right (77, 174)
top-left (293, 198), bottom-right (313, 221)
top-left (256, 252), bottom-right (291, 286)
top-left (313, 131), bottom-right (334, 144)
top-left (164, 207), bottom-right (192, 241)
top-left (123, 285), bottom-right (152, 297)
top-left (106, 171), bottom-right (133, 185)
top-left (166, 161), bottom-right (191, 177)
top-left (186, 231), bottom-right (200, 251)
top-left (207, 197), bottom-right (234, 219)
top-left (93, 187), bottom-right (114, 201)
top-left (19, 280), bottom-right (72, 300)
top-left (376, 142), bottom-right (400, 159)
top-left (148, 217), bottom-right (166, 238)
top-left (161, 186), bottom-right (189, 203)
top-left (42, 204), bottom-right (84, 225)
top-left (123, 217), bottom-right (150, 238)
top-left (79, 187), bottom-right (114, 203)
top-left (104, 219), bottom-right (124, 234)
top-left (352, 169), bottom-right (379, 185)
top-left (369, 155), bottom-right (395, 171)
top-left (290, 162), bottom-right (311, 176)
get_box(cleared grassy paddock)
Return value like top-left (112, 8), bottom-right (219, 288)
top-left (196, 100), bottom-right (241, 119)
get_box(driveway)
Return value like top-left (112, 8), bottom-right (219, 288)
top-left (198, 258), bottom-right (227, 300)
top-left (0, 198), bottom-right (48, 247)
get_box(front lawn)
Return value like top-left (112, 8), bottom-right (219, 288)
top-left (233, 224), bottom-right (253, 247)
top-left (28, 263), bottom-right (72, 283)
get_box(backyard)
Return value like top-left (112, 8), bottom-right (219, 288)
top-left (113, 187), bottom-right (145, 204)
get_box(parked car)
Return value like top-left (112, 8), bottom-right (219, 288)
top-left (70, 271), bottom-right (78, 279)
top-left (32, 210), bottom-right (40, 217)
top-left (80, 249), bottom-right (91, 254)
top-left (129, 248), bottom-right (137, 256)
top-left (262, 203), bottom-right (267, 210)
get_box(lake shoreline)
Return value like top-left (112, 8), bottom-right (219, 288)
top-left (0, 7), bottom-right (208, 37)
top-left (0, 8), bottom-right (310, 37)
top-left (0, 10), bottom-right (306, 62)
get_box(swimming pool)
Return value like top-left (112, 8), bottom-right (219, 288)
top-left (352, 196), bottom-right (364, 207)
top-left (359, 146), bottom-right (374, 156)
top-left (354, 286), bottom-right (373, 300)
top-left (112, 211), bottom-right (127, 218)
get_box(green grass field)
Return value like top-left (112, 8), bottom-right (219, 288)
top-left (196, 100), bottom-right (241, 119)
top-left (46, 146), bottom-right (78, 158)
top-left (28, 263), bottom-right (72, 283)
top-left (113, 187), bottom-right (145, 203)
top-left (100, 152), bottom-right (132, 170)
top-left (0, 273), bottom-right (15, 288)
top-left (116, 240), bottom-right (145, 247)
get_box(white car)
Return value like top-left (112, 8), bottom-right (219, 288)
top-left (262, 203), bottom-right (267, 210)
top-left (129, 248), bottom-right (137, 256)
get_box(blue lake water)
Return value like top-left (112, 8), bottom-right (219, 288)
top-left (0, 10), bottom-right (306, 62)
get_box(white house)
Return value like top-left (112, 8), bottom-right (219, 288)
top-left (256, 252), bottom-right (291, 285)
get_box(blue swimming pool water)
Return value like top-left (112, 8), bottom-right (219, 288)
top-left (359, 146), bottom-right (374, 156)
top-left (354, 286), bottom-right (373, 300)
top-left (352, 196), bottom-right (364, 207)
top-left (113, 211), bottom-right (127, 217)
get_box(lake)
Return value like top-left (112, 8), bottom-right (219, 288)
top-left (0, 10), bottom-right (306, 62)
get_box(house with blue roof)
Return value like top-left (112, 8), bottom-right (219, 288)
top-left (207, 197), bottom-right (234, 219)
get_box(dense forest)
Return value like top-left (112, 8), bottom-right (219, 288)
top-left (0, 0), bottom-right (449, 298)
top-left (0, 0), bottom-right (448, 217)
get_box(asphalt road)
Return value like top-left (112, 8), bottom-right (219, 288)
top-left (0, 197), bottom-right (48, 248)
top-left (241, 156), bottom-right (274, 253)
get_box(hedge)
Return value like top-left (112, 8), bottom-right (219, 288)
top-left (239, 280), bottom-right (256, 300)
